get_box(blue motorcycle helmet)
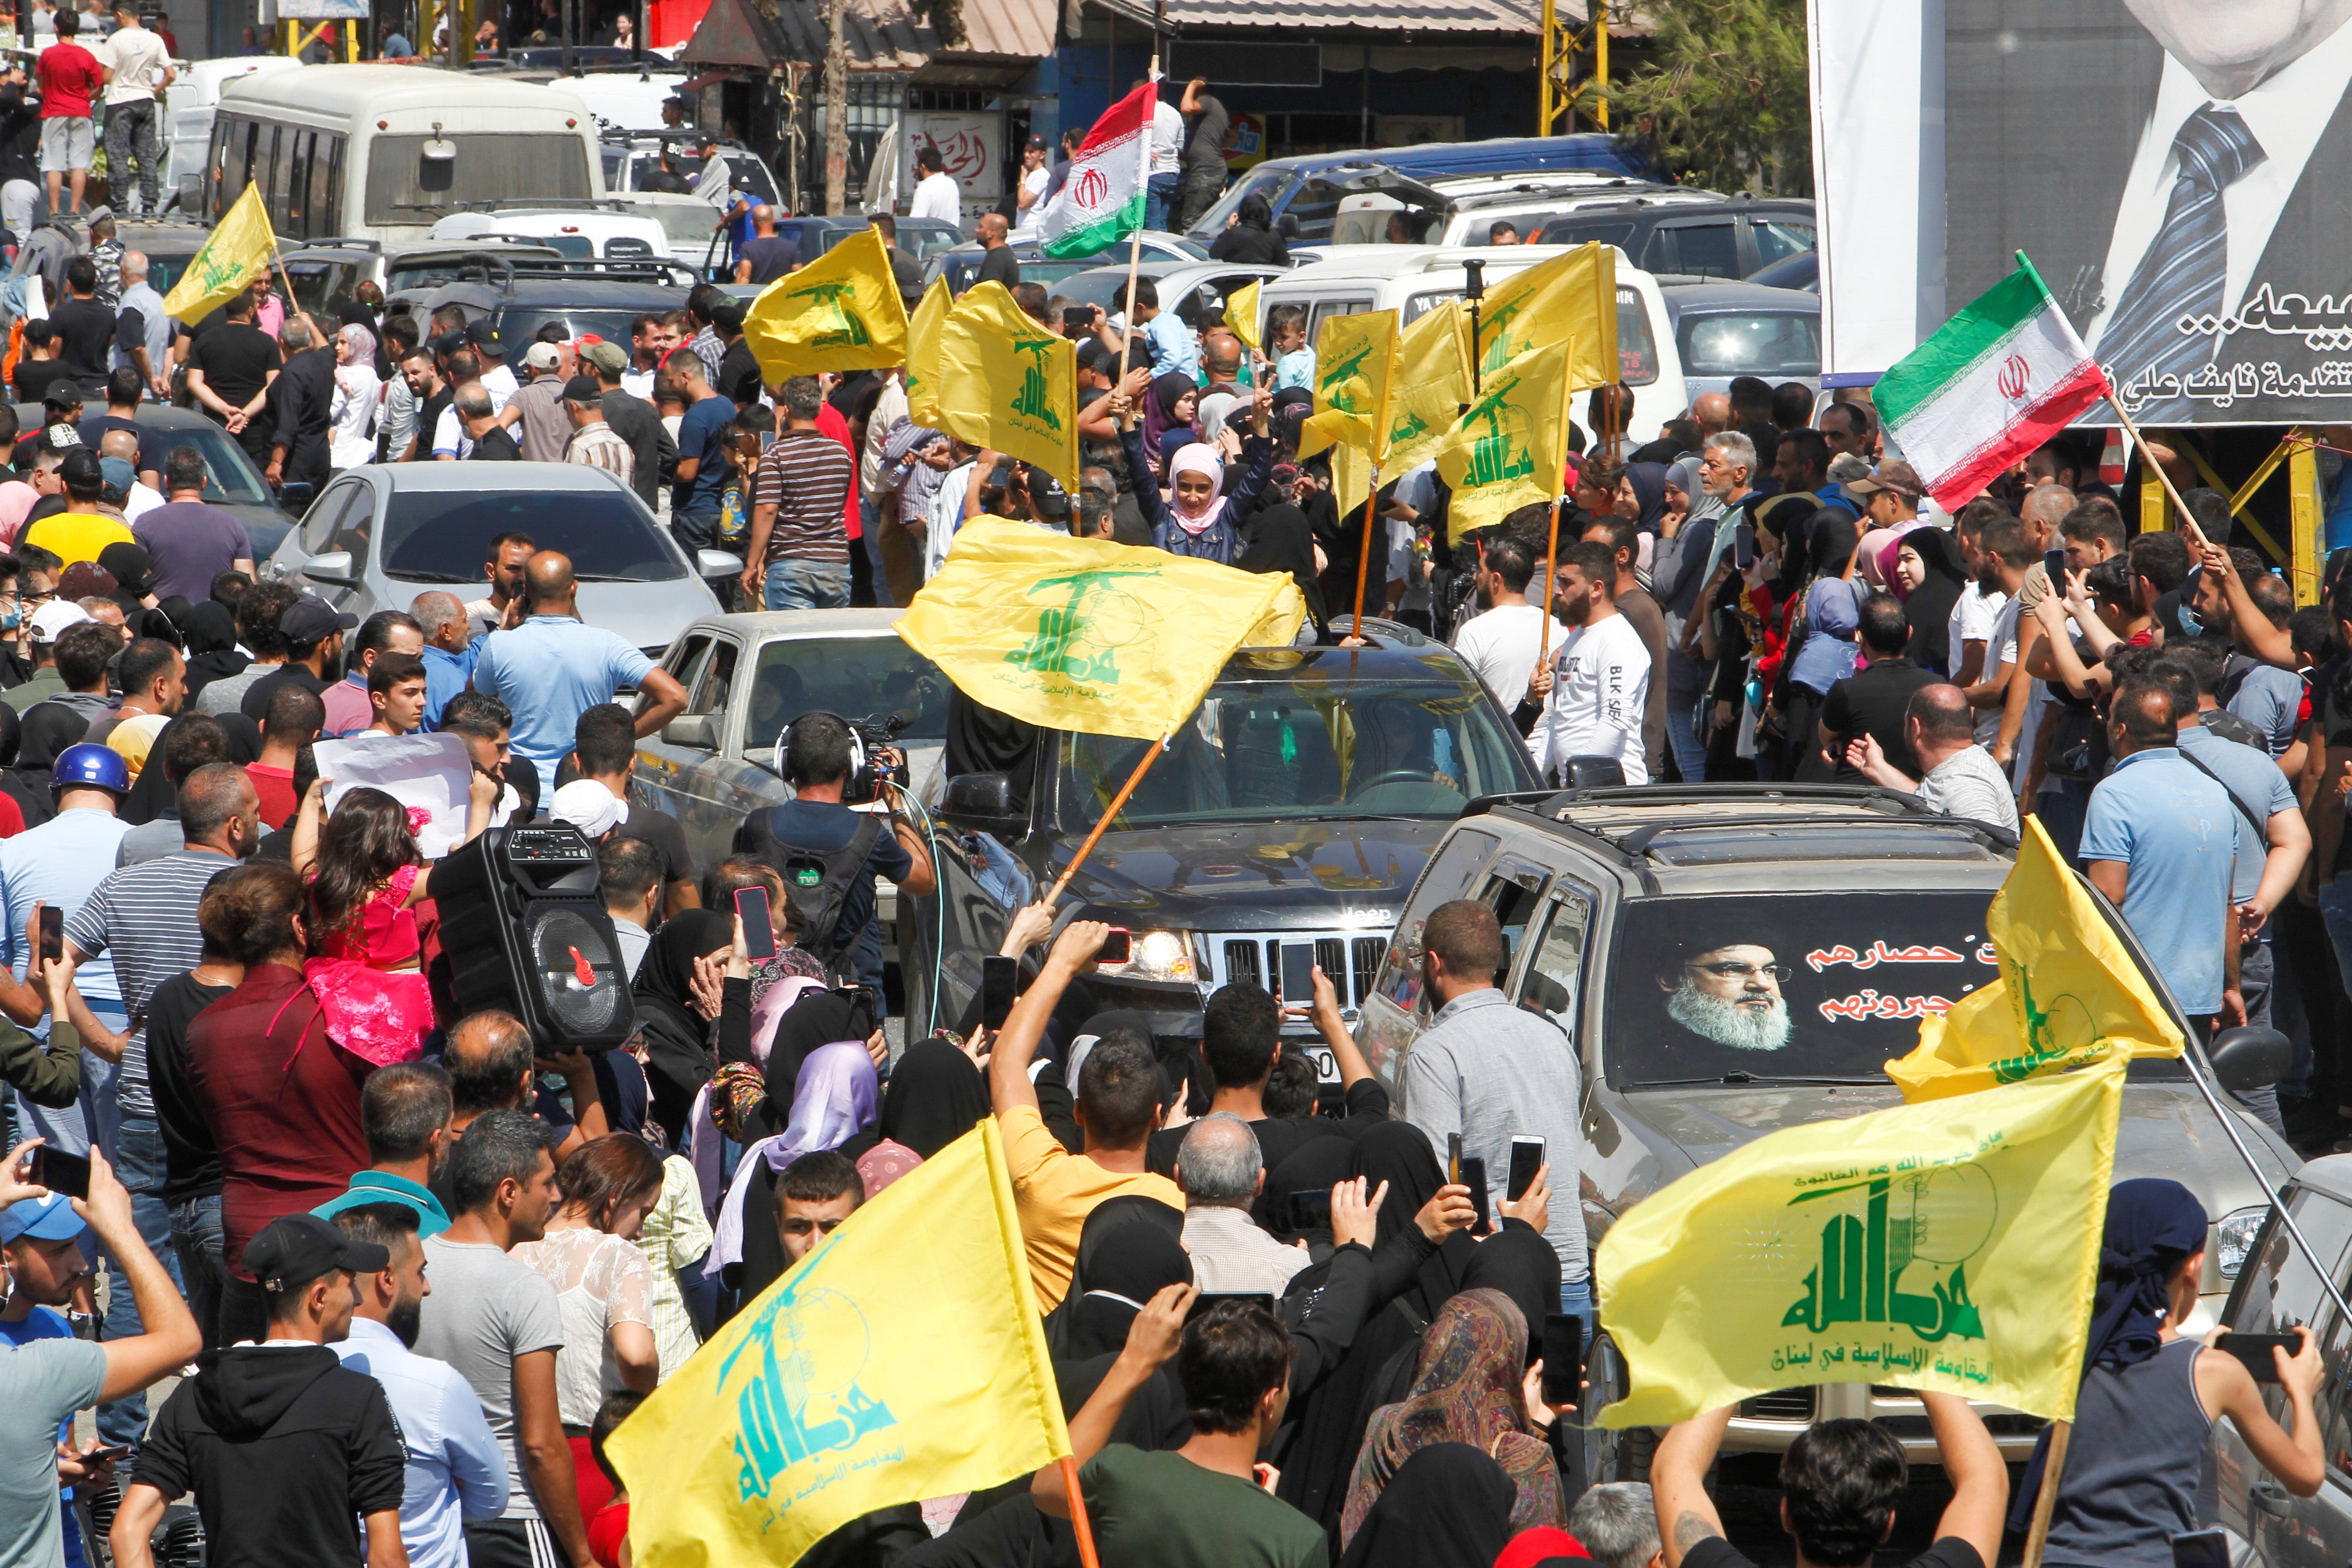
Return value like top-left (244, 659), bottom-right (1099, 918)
top-left (51, 743), bottom-right (129, 796)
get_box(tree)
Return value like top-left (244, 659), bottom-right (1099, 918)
top-left (1610, 0), bottom-right (1812, 197)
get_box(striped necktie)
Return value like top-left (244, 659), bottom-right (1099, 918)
top-left (2096, 103), bottom-right (2266, 406)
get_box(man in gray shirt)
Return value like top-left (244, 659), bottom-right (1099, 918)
top-left (1402, 899), bottom-right (1590, 1317)
top-left (1846, 684), bottom-right (2021, 834)
top-left (410, 1108), bottom-right (590, 1568)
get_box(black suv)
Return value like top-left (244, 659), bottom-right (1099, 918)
top-left (391, 254), bottom-right (695, 354)
top-left (1535, 196), bottom-right (1816, 282)
top-left (917, 627), bottom-right (1541, 1067)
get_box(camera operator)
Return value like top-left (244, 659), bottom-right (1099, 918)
top-left (732, 712), bottom-right (934, 991)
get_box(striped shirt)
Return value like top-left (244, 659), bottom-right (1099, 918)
top-left (565, 420), bottom-right (634, 485)
top-left (634, 1155), bottom-right (713, 1380)
top-left (751, 429), bottom-right (853, 565)
top-left (65, 848), bottom-right (233, 1119)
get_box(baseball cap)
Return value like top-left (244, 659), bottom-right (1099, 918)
top-left (98, 455), bottom-right (136, 498)
top-left (1846, 457), bottom-right (1924, 502)
top-left (55, 561), bottom-right (114, 600)
top-left (429, 329), bottom-right (466, 358)
top-left (0, 1193), bottom-right (84, 1246)
top-left (550, 779), bottom-right (627, 840)
top-left (57, 447), bottom-right (101, 492)
top-left (36, 423), bottom-right (78, 453)
top-left (26, 600), bottom-right (89, 642)
top-left (524, 341), bottom-right (564, 372)
top-left (243, 1213), bottom-right (389, 1293)
top-left (560, 375), bottom-right (602, 403)
top-left (280, 594), bottom-right (360, 645)
top-left (581, 341), bottom-right (628, 376)
top-left (465, 319), bottom-right (503, 355)
top-left (1025, 134), bottom-right (1046, 151)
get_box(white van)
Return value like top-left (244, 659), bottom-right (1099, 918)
top-left (429, 207), bottom-right (673, 261)
top-left (1252, 243), bottom-right (1689, 444)
top-left (202, 64), bottom-right (604, 246)
top-left (164, 56), bottom-right (302, 213)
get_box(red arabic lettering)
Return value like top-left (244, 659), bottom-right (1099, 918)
top-left (915, 129), bottom-right (989, 183)
top-left (1804, 940), bottom-right (1966, 973)
top-left (1975, 942), bottom-right (1997, 965)
top-left (1815, 991), bottom-right (1956, 1022)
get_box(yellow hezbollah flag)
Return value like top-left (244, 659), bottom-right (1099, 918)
top-left (1383, 298), bottom-right (1472, 472)
top-left (609, 1121), bottom-right (1069, 1568)
top-left (903, 276), bottom-right (951, 431)
top-left (742, 227), bottom-right (910, 385)
top-left (1598, 1053), bottom-right (2125, 1431)
top-left (934, 282), bottom-right (1080, 491)
top-left (895, 518), bottom-right (1306, 741)
top-left (1887, 817), bottom-right (2187, 1102)
top-left (1298, 309), bottom-right (1399, 462)
top-left (1226, 279), bottom-right (1262, 355)
top-left (1435, 338), bottom-right (1571, 541)
top-left (163, 184), bottom-right (275, 326)
top-left (1475, 242), bottom-right (1619, 392)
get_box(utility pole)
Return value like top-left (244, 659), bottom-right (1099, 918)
top-left (823, 0), bottom-right (848, 214)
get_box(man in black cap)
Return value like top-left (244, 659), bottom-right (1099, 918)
top-left (110, 1213), bottom-right (408, 1568)
top-left (466, 319), bottom-right (517, 409)
top-left (239, 593), bottom-right (357, 724)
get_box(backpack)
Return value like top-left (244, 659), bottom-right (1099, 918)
top-left (733, 809), bottom-right (884, 982)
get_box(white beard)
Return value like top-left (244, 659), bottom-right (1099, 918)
top-left (1666, 984), bottom-right (1793, 1052)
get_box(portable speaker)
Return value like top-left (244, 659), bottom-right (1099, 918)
top-left (431, 825), bottom-right (637, 1053)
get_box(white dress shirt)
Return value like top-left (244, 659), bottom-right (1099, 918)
top-left (909, 171), bottom-right (963, 224)
top-left (1181, 1204), bottom-right (1309, 1295)
top-left (333, 1315), bottom-right (510, 1568)
top-left (2088, 19), bottom-right (2352, 346)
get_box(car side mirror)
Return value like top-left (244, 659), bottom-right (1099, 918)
top-left (694, 549), bottom-right (740, 576)
top-left (943, 772), bottom-right (1022, 832)
top-left (1561, 755), bottom-right (1627, 791)
top-left (661, 713), bottom-right (718, 749)
top-left (279, 481), bottom-right (316, 511)
top-left (2208, 1026), bottom-right (2289, 1093)
top-left (1277, 212), bottom-right (1300, 240)
top-left (302, 549), bottom-right (355, 583)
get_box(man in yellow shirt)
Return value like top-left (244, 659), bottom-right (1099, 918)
top-left (24, 448), bottom-right (135, 565)
top-left (991, 920), bottom-right (1184, 1311)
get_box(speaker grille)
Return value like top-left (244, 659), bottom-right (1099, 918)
top-left (526, 906), bottom-right (628, 1036)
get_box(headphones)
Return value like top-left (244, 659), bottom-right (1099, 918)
top-left (775, 711), bottom-right (877, 803)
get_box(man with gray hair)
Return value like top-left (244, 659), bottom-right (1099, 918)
top-left (740, 374), bottom-right (853, 610)
top-left (562, 376), bottom-right (632, 484)
top-left (457, 383), bottom-right (520, 462)
top-left (266, 315), bottom-right (335, 496)
top-left (111, 250), bottom-right (172, 401)
top-left (409, 591), bottom-right (476, 731)
top-left (1568, 1482), bottom-right (1661, 1568)
top-left (1173, 1113), bottom-right (1307, 1295)
top-left (1699, 430), bottom-right (1756, 514)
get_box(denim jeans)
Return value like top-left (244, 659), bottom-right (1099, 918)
top-left (764, 558), bottom-right (850, 611)
top-left (98, 1115), bottom-right (183, 1448)
top-left (169, 1193), bottom-right (226, 1351)
top-left (102, 97), bottom-right (161, 215)
top-left (1664, 699), bottom-right (1708, 784)
top-left (1145, 172), bottom-right (1180, 232)
top-left (2230, 943), bottom-right (2287, 1138)
top-left (862, 494), bottom-right (895, 609)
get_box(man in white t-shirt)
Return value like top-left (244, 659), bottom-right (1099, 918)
top-left (909, 145), bottom-right (962, 225)
top-left (1146, 83), bottom-right (1184, 231)
top-left (1528, 539), bottom-right (1651, 784)
top-left (1451, 537), bottom-right (1567, 713)
top-left (1961, 519), bottom-right (2034, 762)
top-left (97, 1), bottom-right (172, 218)
top-left (1014, 136), bottom-right (1051, 217)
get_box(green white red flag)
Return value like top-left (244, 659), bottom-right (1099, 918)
top-left (1038, 83), bottom-right (1154, 259)
top-left (1875, 253), bottom-right (2110, 511)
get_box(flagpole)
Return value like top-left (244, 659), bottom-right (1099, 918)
top-left (1348, 460), bottom-right (1383, 643)
top-left (1115, 65), bottom-right (1159, 429)
top-left (2021, 1421), bottom-right (2071, 1568)
top-left (1045, 732), bottom-right (1170, 904)
top-left (1059, 1456), bottom-right (1104, 1568)
top-left (2104, 393), bottom-right (2213, 551)
top-left (1537, 348), bottom-right (1579, 673)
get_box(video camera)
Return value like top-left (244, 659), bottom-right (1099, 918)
top-left (773, 709), bottom-right (916, 806)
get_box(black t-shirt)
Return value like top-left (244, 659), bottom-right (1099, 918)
top-left (79, 414), bottom-right (155, 474)
top-left (12, 354), bottom-right (72, 406)
top-left (641, 167), bottom-right (692, 194)
top-left (1185, 96), bottom-right (1229, 175)
top-left (737, 235), bottom-right (798, 286)
top-left (1143, 1088), bottom-right (1386, 1178)
top-left (48, 297), bottom-right (115, 378)
top-left (409, 387), bottom-right (453, 460)
top-left (717, 337), bottom-right (764, 408)
top-left (975, 245), bottom-right (1021, 291)
top-left (145, 971), bottom-right (236, 1202)
top-left (1684, 1536), bottom-right (1981, 1568)
top-left (187, 321), bottom-right (282, 409)
top-left (240, 662), bottom-right (330, 724)
top-left (468, 426), bottom-right (521, 461)
top-left (1820, 655), bottom-right (1940, 779)
top-left (617, 799), bottom-right (697, 898)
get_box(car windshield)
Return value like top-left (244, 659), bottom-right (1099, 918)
top-left (495, 308), bottom-right (666, 347)
top-left (1190, 163), bottom-right (1301, 239)
top-left (1676, 309), bottom-right (1821, 377)
top-left (379, 487), bottom-right (684, 582)
top-left (145, 422), bottom-right (274, 506)
top-left (1605, 892), bottom-right (2187, 1086)
top-left (1058, 673), bottom-right (1534, 828)
top-left (747, 637), bottom-right (951, 753)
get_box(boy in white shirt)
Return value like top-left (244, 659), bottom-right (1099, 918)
top-left (1451, 536), bottom-right (1568, 713)
top-left (1527, 539), bottom-right (1651, 784)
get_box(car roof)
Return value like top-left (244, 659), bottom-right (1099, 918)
top-left (1251, 135), bottom-right (1645, 182)
top-left (434, 277), bottom-right (688, 306)
top-left (678, 609), bottom-right (910, 640)
top-left (1271, 241), bottom-right (1625, 287)
top-left (2294, 1153), bottom-right (2352, 1207)
top-left (1660, 281), bottom-right (1823, 311)
top-left (355, 459), bottom-right (637, 492)
top-left (220, 61), bottom-right (594, 117)
top-left (13, 402), bottom-right (219, 429)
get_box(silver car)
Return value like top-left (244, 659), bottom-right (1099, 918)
top-left (264, 462), bottom-right (727, 656)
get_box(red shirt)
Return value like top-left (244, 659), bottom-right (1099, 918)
top-left (245, 762), bottom-right (296, 832)
top-left (815, 402), bottom-right (863, 540)
top-left (184, 963), bottom-right (370, 1278)
top-left (35, 44), bottom-right (101, 119)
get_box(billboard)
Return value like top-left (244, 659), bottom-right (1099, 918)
top-left (1816, 0), bottom-right (2352, 426)
top-left (905, 112), bottom-right (1002, 220)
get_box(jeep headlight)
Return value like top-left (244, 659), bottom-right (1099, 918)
top-left (1099, 928), bottom-right (1198, 983)
top-left (2216, 1205), bottom-right (2267, 1280)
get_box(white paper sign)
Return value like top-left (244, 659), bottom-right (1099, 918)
top-left (314, 735), bottom-right (477, 860)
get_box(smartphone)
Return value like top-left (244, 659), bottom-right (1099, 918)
top-left (2215, 1331), bottom-right (2298, 1384)
top-left (1461, 1155), bottom-right (1491, 1235)
top-left (1062, 306), bottom-right (1091, 333)
top-left (2044, 547), bottom-right (2069, 589)
top-left (30, 1147), bottom-right (88, 1200)
top-left (982, 955), bottom-right (1019, 1031)
top-left (36, 907), bottom-right (61, 967)
top-left (1507, 1136), bottom-right (1546, 1202)
top-left (734, 885), bottom-right (777, 962)
top-left (1446, 1131), bottom-right (1463, 1187)
top-left (1540, 1313), bottom-right (1584, 1408)
top-left (1732, 521), bottom-right (1754, 569)
top-left (1098, 927), bottom-right (1132, 965)
top-left (84, 1444), bottom-right (132, 1462)
top-left (1280, 943), bottom-right (1316, 1007)
top-left (1186, 1291), bottom-right (1274, 1323)
top-left (2170, 1529), bottom-right (2230, 1568)
top-left (1289, 1188), bottom-right (1332, 1231)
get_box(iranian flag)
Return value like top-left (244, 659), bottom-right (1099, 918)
top-left (1038, 83), bottom-right (1154, 258)
top-left (1876, 253), bottom-right (2110, 511)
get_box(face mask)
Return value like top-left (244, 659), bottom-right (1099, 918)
top-left (2178, 604), bottom-right (2202, 637)
top-left (0, 607), bottom-right (20, 632)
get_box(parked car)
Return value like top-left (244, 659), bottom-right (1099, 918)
top-left (429, 208), bottom-right (672, 261)
top-left (1050, 261), bottom-right (1292, 337)
top-left (265, 462), bottom-right (725, 656)
top-left (1659, 280), bottom-right (1822, 400)
top-left (1535, 196), bottom-right (1816, 282)
top-left (1317, 169), bottom-right (1706, 249)
top-left (597, 131), bottom-right (783, 208)
top-left (1363, 781), bottom-right (2296, 1482)
top-left (19, 403), bottom-right (301, 563)
top-left (387, 255), bottom-right (696, 355)
top-left (731, 214), bottom-right (965, 270)
top-left (114, 221), bottom-right (217, 305)
top-left (925, 231), bottom-right (1205, 295)
top-left (1187, 135), bottom-right (1654, 246)
top-left (279, 239), bottom-right (572, 319)
top-left (1746, 248), bottom-right (1819, 292)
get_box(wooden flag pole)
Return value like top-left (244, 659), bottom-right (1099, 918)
top-left (1348, 460), bottom-right (1384, 641)
top-left (2105, 395), bottom-right (2212, 551)
top-left (1114, 64), bottom-right (1160, 428)
top-left (1537, 348), bottom-right (1580, 673)
top-left (1045, 732), bottom-right (1170, 904)
top-left (1060, 1456), bottom-right (1103, 1568)
top-left (2020, 1420), bottom-right (2072, 1568)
